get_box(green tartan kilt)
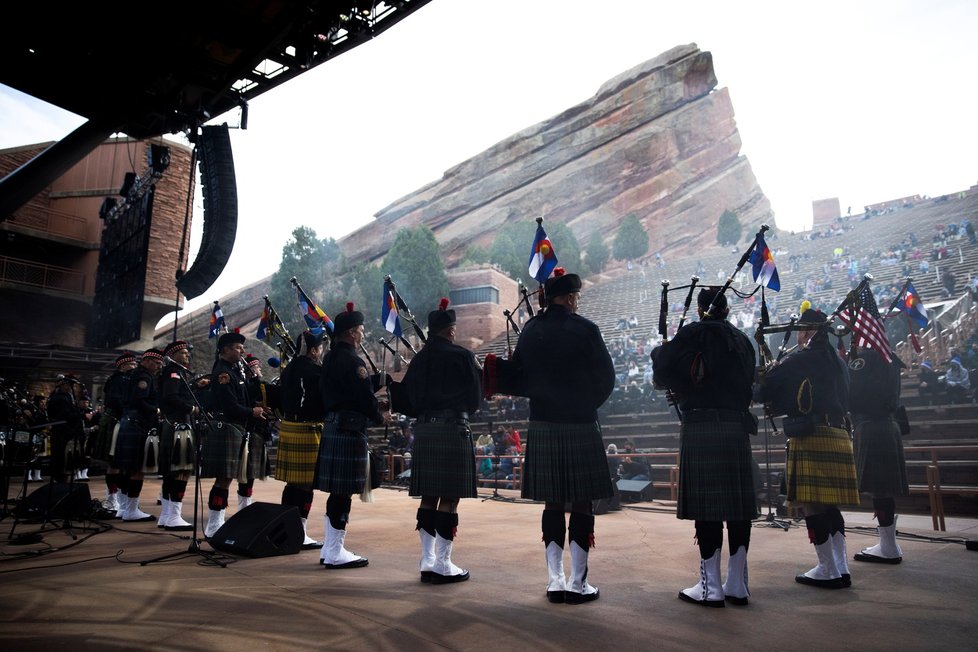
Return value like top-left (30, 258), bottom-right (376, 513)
top-left (244, 432), bottom-right (270, 481)
top-left (313, 422), bottom-right (367, 496)
top-left (785, 425), bottom-right (860, 506)
top-left (677, 420), bottom-right (759, 521)
top-left (409, 421), bottom-right (477, 499)
top-left (158, 421), bottom-right (196, 475)
top-left (91, 411), bottom-right (118, 463)
top-left (853, 416), bottom-right (909, 497)
top-left (521, 420), bottom-right (614, 503)
top-left (200, 421), bottom-right (243, 479)
top-left (274, 420), bottom-right (322, 486)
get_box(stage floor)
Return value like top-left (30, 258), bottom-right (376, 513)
top-left (2, 477), bottom-right (977, 651)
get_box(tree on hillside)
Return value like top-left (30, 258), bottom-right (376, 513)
top-left (269, 226), bottom-right (343, 337)
top-left (459, 244), bottom-right (490, 267)
top-left (584, 235), bottom-right (610, 275)
top-left (489, 220), bottom-right (581, 282)
top-left (612, 214), bottom-right (649, 261)
top-left (382, 226), bottom-right (450, 322)
top-left (717, 209), bottom-right (742, 246)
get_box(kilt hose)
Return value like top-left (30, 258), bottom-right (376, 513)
top-left (113, 413), bottom-right (151, 475)
top-left (409, 421), bottom-right (478, 499)
top-left (275, 420), bottom-right (322, 486)
top-left (853, 416), bottom-right (909, 497)
top-left (244, 432), bottom-right (270, 481)
top-left (199, 421), bottom-right (244, 479)
top-left (91, 411), bottom-right (118, 463)
top-left (677, 420), bottom-right (759, 521)
top-left (313, 421), bottom-right (368, 495)
top-left (785, 425), bottom-right (859, 506)
top-left (521, 420), bottom-right (614, 503)
top-left (158, 421), bottom-right (196, 475)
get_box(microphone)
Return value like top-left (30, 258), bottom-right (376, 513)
top-left (163, 355), bottom-right (190, 372)
top-left (267, 357), bottom-right (281, 368)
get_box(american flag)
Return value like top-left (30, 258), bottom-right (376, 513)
top-left (837, 284), bottom-right (892, 363)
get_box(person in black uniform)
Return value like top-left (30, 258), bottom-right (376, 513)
top-left (652, 287), bottom-right (758, 607)
top-left (114, 349), bottom-right (164, 522)
top-left (157, 340), bottom-right (197, 531)
top-left (760, 302), bottom-right (859, 589)
top-left (46, 374), bottom-right (86, 484)
top-left (238, 354), bottom-right (274, 511)
top-left (93, 352), bottom-right (137, 513)
top-left (849, 346), bottom-right (908, 564)
top-left (314, 302), bottom-right (390, 569)
top-left (505, 269), bottom-right (616, 604)
top-left (393, 297), bottom-right (481, 584)
top-left (203, 332), bottom-right (266, 538)
top-left (277, 330), bottom-right (328, 549)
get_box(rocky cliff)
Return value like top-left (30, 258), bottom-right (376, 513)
top-left (340, 43), bottom-right (772, 266)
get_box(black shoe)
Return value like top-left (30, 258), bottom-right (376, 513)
top-left (164, 524), bottom-right (194, 532)
top-left (122, 514), bottom-right (156, 523)
top-left (420, 571), bottom-right (433, 583)
top-left (547, 590), bottom-right (565, 604)
top-left (795, 573), bottom-right (845, 589)
top-left (323, 557), bottom-right (369, 569)
top-left (678, 591), bottom-right (724, 607)
top-left (724, 595), bottom-right (749, 606)
top-left (840, 573), bottom-right (852, 588)
top-left (565, 588), bottom-right (600, 604)
top-left (301, 540), bottom-right (323, 550)
top-left (854, 552), bottom-right (901, 564)
top-left (430, 569), bottom-right (470, 584)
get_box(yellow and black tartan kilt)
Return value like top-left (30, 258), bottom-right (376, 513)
top-left (785, 425), bottom-right (859, 506)
top-left (853, 417), bottom-right (909, 497)
top-left (409, 421), bottom-right (478, 499)
top-left (274, 420), bottom-right (322, 485)
top-left (199, 422), bottom-right (243, 479)
top-left (677, 420), bottom-right (759, 521)
top-left (313, 422), bottom-right (367, 496)
top-left (91, 411), bottom-right (118, 463)
top-left (521, 421), bottom-right (614, 503)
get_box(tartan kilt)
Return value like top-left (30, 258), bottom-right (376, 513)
top-left (313, 422), bottom-right (368, 495)
top-left (158, 421), bottom-right (197, 475)
top-left (521, 421), bottom-right (614, 503)
top-left (853, 417), bottom-right (909, 497)
top-left (409, 421), bottom-right (478, 498)
top-left (677, 420), bottom-right (759, 521)
top-left (274, 420), bottom-right (323, 486)
top-left (91, 411), bottom-right (118, 463)
top-left (113, 414), bottom-right (150, 474)
top-left (199, 422), bottom-right (244, 479)
top-left (243, 432), bottom-right (270, 481)
top-left (785, 425), bottom-right (860, 506)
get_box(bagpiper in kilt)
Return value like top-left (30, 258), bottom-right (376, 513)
top-left (92, 352), bottom-right (136, 513)
top-left (277, 330), bottom-right (329, 549)
top-left (114, 349), bottom-right (164, 522)
top-left (45, 375), bottom-right (86, 483)
top-left (237, 353), bottom-right (275, 508)
top-left (762, 302), bottom-right (858, 590)
top-left (392, 297), bottom-right (481, 584)
top-left (652, 287), bottom-right (758, 608)
top-left (157, 340), bottom-right (197, 531)
top-left (506, 269), bottom-right (614, 605)
top-left (314, 303), bottom-right (387, 569)
top-left (849, 346), bottom-right (909, 565)
top-left (203, 332), bottom-right (267, 538)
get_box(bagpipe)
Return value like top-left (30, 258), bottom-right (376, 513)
top-left (260, 295), bottom-right (298, 367)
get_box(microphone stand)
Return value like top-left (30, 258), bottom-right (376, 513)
top-left (139, 360), bottom-right (229, 567)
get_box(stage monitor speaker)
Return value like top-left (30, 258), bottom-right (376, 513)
top-left (209, 502), bottom-right (303, 558)
top-left (177, 124), bottom-right (238, 299)
top-left (18, 482), bottom-right (92, 520)
top-left (617, 479), bottom-right (653, 502)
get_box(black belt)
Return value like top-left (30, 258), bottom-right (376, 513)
top-left (783, 413), bottom-right (848, 431)
top-left (682, 409), bottom-right (749, 423)
top-left (418, 410), bottom-right (469, 424)
top-left (284, 414), bottom-right (319, 423)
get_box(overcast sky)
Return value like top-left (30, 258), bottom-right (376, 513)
top-left (2, 0), bottom-right (976, 327)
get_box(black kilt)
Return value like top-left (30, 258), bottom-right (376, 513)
top-left (114, 414), bottom-right (151, 474)
top-left (677, 420), bottom-right (758, 521)
top-left (313, 422), bottom-right (368, 495)
top-left (409, 421), bottom-right (478, 498)
top-left (91, 411), bottom-right (118, 463)
top-left (521, 421), bottom-right (614, 503)
top-left (158, 421), bottom-right (196, 475)
top-left (853, 416), bottom-right (909, 497)
top-left (200, 421), bottom-right (243, 479)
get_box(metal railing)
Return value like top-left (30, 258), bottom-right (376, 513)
top-left (0, 255), bottom-right (86, 294)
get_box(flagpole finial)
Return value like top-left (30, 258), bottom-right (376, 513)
top-left (760, 224), bottom-right (770, 233)
top-left (289, 276), bottom-right (297, 285)
top-left (863, 273), bottom-right (874, 282)
top-left (661, 279), bottom-right (670, 288)
top-left (536, 217), bottom-right (543, 226)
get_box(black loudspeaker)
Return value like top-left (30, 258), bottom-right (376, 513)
top-left (617, 479), bottom-right (654, 502)
top-left (208, 502), bottom-right (303, 558)
top-left (18, 482), bottom-right (92, 520)
top-left (176, 124), bottom-right (238, 299)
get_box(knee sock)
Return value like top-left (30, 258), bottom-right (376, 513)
top-left (326, 494), bottom-right (352, 530)
top-left (160, 476), bottom-right (173, 501)
top-left (694, 520), bottom-right (723, 559)
top-left (416, 507), bottom-right (437, 536)
top-left (826, 506), bottom-right (845, 536)
top-left (726, 519), bottom-right (752, 553)
top-left (105, 473), bottom-right (121, 494)
top-left (804, 511), bottom-right (832, 545)
top-left (542, 509), bottom-right (566, 547)
top-left (283, 485), bottom-right (314, 519)
top-left (127, 479), bottom-right (143, 498)
top-left (208, 486), bottom-right (229, 511)
top-left (568, 512), bottom-right (595, 551)
top-left (170, 479), bottom-right (188, 502)
top-left (237, 479), bottom-right (254, 498)
top-left (873, 497), bottom-right (896, 527)
top-left (434, 511), bottom-right (458, 541)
